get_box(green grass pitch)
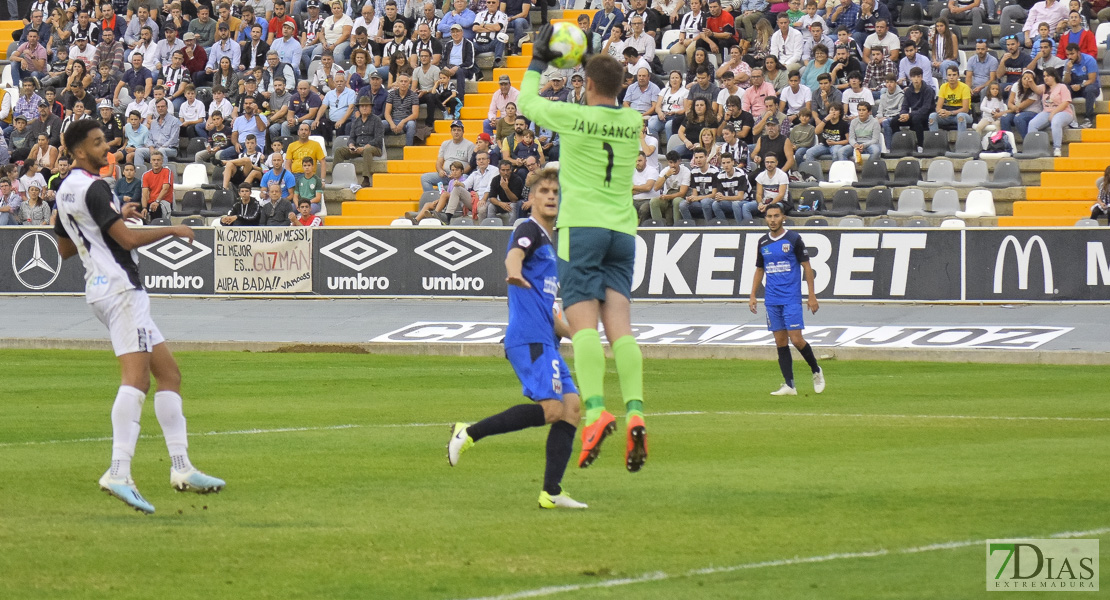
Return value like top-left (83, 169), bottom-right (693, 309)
top-left (1, 350), bottom-right (1107, 599)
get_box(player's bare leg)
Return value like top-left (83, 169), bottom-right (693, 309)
top-left (599, 290), bottom-right (647, 472)
top-left (788, 330), bottom-right (824, 393)
top-left (99, 351), bottom-right (156, 513)
top-left (150, 343), bottom-right (225, 493)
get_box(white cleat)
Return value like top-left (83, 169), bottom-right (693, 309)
top-left (447, 422), bottom-right (474, 467)
top-left (99, 471), bottom-right (155, 514)
top-left (538, 491), bottom-right (588, 509)
top-left (770, 384), bottom-right (798, 396)
top-left (813, 368), bottom-right (826, 394)
top-left (170, 468), bottom-right (226, 494)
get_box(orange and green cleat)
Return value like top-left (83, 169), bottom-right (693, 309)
top-left (625, 414), bottom-right (647, 472)
top-left (577, 410), bottom-right (616, 468)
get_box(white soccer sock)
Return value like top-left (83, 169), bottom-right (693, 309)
top-left (154, 390), bottom-right (193, 472)
top-left (110, 385), bottom-right (147, 479)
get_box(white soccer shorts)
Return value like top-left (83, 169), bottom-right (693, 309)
top-left (91, 290), bottom-right (166, 356)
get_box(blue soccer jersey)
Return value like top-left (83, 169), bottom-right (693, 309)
top-left (504, 219), bottom-right (559, 348)
top-left (755, 229), bottom-right (810, 305)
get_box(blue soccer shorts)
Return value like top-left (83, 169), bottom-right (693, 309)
top-left (765, 303), bottom-right (805, 332)
top-left (505, 343), bottom-right (578, 402)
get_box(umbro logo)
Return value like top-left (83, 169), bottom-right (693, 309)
top-left (320, 231), bottom-right (398, 271)
top-left (138, 237), bottom-right (212, 271)
top-left (414, 231), bottom-right (492, 272)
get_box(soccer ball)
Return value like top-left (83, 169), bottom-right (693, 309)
top-left (548, 22), bottom-right (588, 69)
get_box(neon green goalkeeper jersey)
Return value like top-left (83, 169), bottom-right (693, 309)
top-left (517, 69), bottom-right (643, 236)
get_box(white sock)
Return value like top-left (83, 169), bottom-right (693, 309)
top-left (110, 386), bottom-right (146, 479)
top-left (154, 390), bottom-right (193, 472)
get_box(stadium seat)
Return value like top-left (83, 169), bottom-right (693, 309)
top-left (905, 217), bottom-right (930, 227)
top-left (480, 217), bottom-right (504, 226)
top-left (182, 163), bottom-right (209, 187)
top-left (512, 217), bottom-right (530, 227)
top-left (201, 189), bottom-right (235, 217)
top-left (676, 219), bottom-right (697, 227)
top-left (871, 217), bottom-right (899, 227)
top-left (181, 138), bottom-right (206, 163)
top-left (331, 136), bottom-right (350, 160)
top-left (662, 53), bottom-right (687, 75)
top-left (945, 131), bottom-right (981, 159)
top-left (178, 190), bottom-right (206, 215)
top-left (799, 189), bottom-right (825, 213)
top-left (418, 190), bottom-right (439, 211)
top-left (1076, 218), bottom-right (1100, 227)
top-left (956, 160), bottom-right (989, 186)
top-left (919, 159), bottom-right (954, 187)
top-left (980, 131), bottom-right (1016, 158)
top-left (390, 218), bottom-right (415, 226)
top-left (309, 135), bottom-right (328, 154)
top-left (280, 136), bottom-right (296, 150)
top-left (793, 161), bottom-right (823, 189)
top-left (838, 216), bottom-right (864, 227)
top-left (329, 163), bottom-right (358, 188)
top-left (708, 218), bottom-right (730, 226)
top-left (305, 59), bottom-right (322, 85)
top-left (928, 188), bottom-right (961, 216)
top-left (738, 219), bottom-right (760, 226)
top-left (1102, 42), bottom-right (1110, 75)
top-left (895, 1), bottom-right (924, 26)
top-left (885, 130), bottom-right (916, 158)
top-left (1095, 23), bottom-right (1110, 47)
top-left (804, 217), bottom-right (829, 226)
top-left (890, 158), bottom-right (921, 187)
top-left (418, 218), bottom-right (444, 226)
top-left (889, 188), bottom-right (927, 216)
top-left (920, 131), bottom-right (948, 157)
top-left (823, 188), bottom-right (861, 217)
top-left (665, 135), bottom-right (685, 155)
top-left (819, 160), bottom-right (857, 188)
top-left (660, 29), bottom-right (681, 51)
top-left (860, 187), bottom-right (894, 216)
top-left (955, 189), bottom-right (996, 218)
top-left (940, 218), bottom-right (966, 228)
top-left (924, 0), bottom-right (943, 19)
top-left (149, 218), bottom-right (171, 226)
top-left (450, 216), bottom-right (475, 226)
top-left (181, 216), bottom-right (205, 226)
top-left (962, 24), bottom-right (992, 50)
top-left (1013, 131), bottom-right (1051, 159)
top-left (854, 158), bottom-right (890, 187)
top-left (640, 219), bottom-right (667, 227)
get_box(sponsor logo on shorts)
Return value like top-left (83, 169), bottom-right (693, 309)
top-left (11, 231), bottom-right (62, 290)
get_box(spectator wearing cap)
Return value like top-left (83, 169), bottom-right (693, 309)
top-left (357, 70), bottom-right (389, 117)
top-left (10, 28), bottom-right (48, 88)
top-left (203, 22), bottom-right (242, 85)
top-left (313, 69), bottom-right (355, 143)
top-left (384, 72), bottom-right (419, 145)
top-left (483, 75), bottom-right (518, 136)
top-left (567, 73), bottom-right (586, 104)
top-left (286, 121), bottom-right (328, 179)
top-left (269, 21), bottom-right (303, 76)
top-left (473, 132), bottom-right (502, 168)
top-left (540, 73), bottom-right (572, 102)
top-left (439, 0), bottom-right (477, 40)
top-left (299, 0), bottom-right (328, 75)
top-left (420, 119), bottom-right (475, 191)
top-left (124, 6), bottom-right (156, 49)
top-left (238, 75), bottom-right (267, 117)
top-left (28, 99), bottom-right (63, 147)
top-left (95, 27), bottom-right (125, 76)
top-left (98, 99), bottom-right (125, 150)
top-left (189, 5), bottom-right (218, 48)
top-left (335, 96), bottom-right (386, 186)
top-left (240, 21), bottom-right (270, 71)
top-left (182, 32), bottom-right (209, 81)
top-left (135, 97), bottom-right (181, 170)
top-left (472, 1), bottom-right (508, 66)
top-left (441, 23), bottom-right (476, 103)
top-left (70, 32), bottom-right (99, 72)
top-left (62, 77), bottom-right (96, 116)
top-left (115, 51), bottom-right (154, 108)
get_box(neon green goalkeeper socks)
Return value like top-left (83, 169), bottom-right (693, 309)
top-left (572, 328), bottom-right (606, 425)
top-left (612, 335), bottom-right (644, 420)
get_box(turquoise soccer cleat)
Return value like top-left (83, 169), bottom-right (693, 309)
top-left (99, 471), bottom-right (155, 514)
top-left (170, 468), bottom-right (226, 494)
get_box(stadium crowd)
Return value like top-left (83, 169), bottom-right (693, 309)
top-left (0, 0), bottom-right (1107, 226)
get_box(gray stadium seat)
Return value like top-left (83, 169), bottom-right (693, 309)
top-left (793, 161), bottom-right (823, 189)
top-left (919, 159), bottom-right (955, 187)
top-left (885, 130), bottom-right (916, 158)
top-left (823, 188), bottom-right (861, 217)
top-left (1013, 131), bottom-right (1051, 159)
top-left (928, 188), bottom-right (961, 215)
top-left (450, 216), bottom-right (475, 226)
top-left (986, 159), bottom-right (1023, 188)
top-left (890, 158), bottom-right (921, 187)
top-left (871, 217), bottom-right (899, 227)
top-left (665, 135), bottom-right (686, 155)
top-left (676, 219), bottom-right (697, 227)
top-left (708, 218), bottom-right (730, 226)
top-left (946, 131), bottom-right (982, 159)
top-left (889, 188), bottom-right (927, 216)
top-left (329, 162), bottom-right (358, 188)
top-left (662, 53), bottom-right (687, 75)
top-left (641, 219), bottom-right (668, 227)
top-left (178, 190), bottom-right (206, 216)
top-left (838, 216), bottom-right (865, 227)
top-left (804, 217), bottom-right (829, 226)
top-left (920, 131), bottom-right (948, 157)
top-left (149, 218), bottom-right (171, 226)
top-left (905, 217), bottom-right (931, 227)
top-left (799, 188), bottom-right (825, 213)
top-left (854, 157), bottom-right (890, 187)
top-left (201, 190), bottom-right (235, 217)
top-left (181, 216), bottom-right (205, 226)
top-left (480, 217), bottom-right (504, 226)
top-left (1076, 218), bottom-right (1100, 226)
top-left (956, 159), bottom-right (989, 186)
top-left (860, 187), bottom-right (894, 216)
top-left (738, 219), bottom-right (760, 226)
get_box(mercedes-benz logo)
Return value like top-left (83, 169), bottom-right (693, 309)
top-left (12, 230), bottom-right (62, 290)
top-left (138, 237), bottom-right (212, 270)
top-left (320, 231), bottom-right (398, 271)
top-left (414, 231), bottom-right (492, 272)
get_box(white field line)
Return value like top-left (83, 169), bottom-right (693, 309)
top-left (2, 410), bottom-right (1107, 449)
top-left (457, 527), bottom-right (1110, 600)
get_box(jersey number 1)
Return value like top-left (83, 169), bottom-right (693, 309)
top-left (602, 142), bottom-right (614, 187)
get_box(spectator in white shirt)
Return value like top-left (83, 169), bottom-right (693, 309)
top-left (770, 12), bottom-right (804, 72)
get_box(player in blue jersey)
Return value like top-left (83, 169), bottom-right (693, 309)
top-left (748, 204), bottom-right (826, 396)
top-left (446, 168), bottom-right (588, 510)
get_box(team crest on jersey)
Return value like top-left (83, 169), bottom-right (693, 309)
top-left (782, 243), bottom-right (791, 253)
top-left (517, 237), bottom-right (532, 248)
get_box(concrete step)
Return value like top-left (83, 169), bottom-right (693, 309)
top-left (323, 215), bottom-right (398, 226)
top-left (386, 159), bottom-right (436, 173)
top-left (434, 119), bottom-right (483, 134)
top-left (1051, 158), bottom-right (1110, 172)
top-left (339, 200), bottom-right (417, 217)
top-left (998, 215), bottom-right (1083, 227)
top-left (1064, 143), bottom-right (1110, 158)
top-left (1012, 201), bottom-right (1092, 218)
top-left (403, 145), bottom-right (441, 161)
top-left (1024, 186), bottom-right (1097, 200)
top-left (354, 186), bottom-right (422, 202)
top-left (1040, 170), bottom-right (1103, 186)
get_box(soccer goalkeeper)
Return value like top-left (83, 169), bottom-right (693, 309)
top-left (516, 25), bottom-right (648, 472)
